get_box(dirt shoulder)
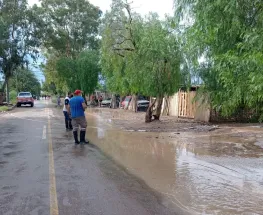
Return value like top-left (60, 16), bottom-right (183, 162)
top-left (89, 107), bottom-right (221, 133)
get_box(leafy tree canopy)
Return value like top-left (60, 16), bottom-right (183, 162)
top-left (10, 68), bottom-right (41, 96)
top-left (174, 0), bottom-right (263, 120)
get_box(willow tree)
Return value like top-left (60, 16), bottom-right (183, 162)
top-left (174, 0), bottom-right (263, 121)
top-left (134, 14), bottom-right (182, 122)
top-left (101, 0), bottom-right (140, 110)
top-left (101, 1), bottom-right (182, 122)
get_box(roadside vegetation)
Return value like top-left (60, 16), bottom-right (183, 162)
top-left (1, 0), bottom-right (263, 122)
top-left (0, 106), bottom-right (8, 112)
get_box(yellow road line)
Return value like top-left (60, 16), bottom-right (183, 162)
top-left (48, 109), bottom-right (59, 215)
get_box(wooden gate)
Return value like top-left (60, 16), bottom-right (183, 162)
top-left (178, 90), bottom-right (196, 118)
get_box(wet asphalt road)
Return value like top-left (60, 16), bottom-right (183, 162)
top-left (0, 100), bottom-right (178, 215)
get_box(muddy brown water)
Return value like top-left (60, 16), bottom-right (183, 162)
top-left (86, 111), bottom-right (263, 215)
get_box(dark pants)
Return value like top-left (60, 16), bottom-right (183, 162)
top-left (63, 111), bottom-right (72, 129)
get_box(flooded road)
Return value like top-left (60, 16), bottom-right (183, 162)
top-left (86, 110), bottom-right (263, 215)
top-left (0, 101), bottom-right (178, 215)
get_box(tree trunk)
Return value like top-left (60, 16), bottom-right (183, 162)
top-left (6, 77), bottom-right (10, 104)
top-left (128, 94), bottom-right (138, 112)
top-left (153, 96), bottom-right (164, 120)
top-left (111, 94), bottom-right (117, 109)
top-left (1, 79), bottom-right (6, 92)
top-left (145, 98), bottom-right (156, 123)
top-left (82, 91), bottom-right (87, 104)
top-left (87, 93), bottom-right (90, 101)
top-left (162, 97), bottom-right (170, 116)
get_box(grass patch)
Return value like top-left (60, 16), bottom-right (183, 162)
top-left (10, 99), bottom-right (17, 105)
top-left (0, 106), bottom-right (8, 112)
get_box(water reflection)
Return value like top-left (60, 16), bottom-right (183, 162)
top-left (86, 112), bottom-right (263, 215)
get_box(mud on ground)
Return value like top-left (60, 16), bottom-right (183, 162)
top-left (86, 107), bottom-right (263, 214)
top-left (89, 107), bottom-right (220, 133)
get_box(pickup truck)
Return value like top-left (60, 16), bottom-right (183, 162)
top-left (17, 92), bottom-right (34, 107)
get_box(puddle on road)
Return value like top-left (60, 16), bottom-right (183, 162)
top-left (86, 112), bottom-right (263, 215)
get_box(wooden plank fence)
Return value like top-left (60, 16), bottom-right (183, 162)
top-left (178, 90), bottom-right (196, 118)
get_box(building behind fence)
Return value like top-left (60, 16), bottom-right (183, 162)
top-left (161, 87), bottom-right (210, 122)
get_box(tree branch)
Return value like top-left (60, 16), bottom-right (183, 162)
top-left (123, 3), bottom-right (136, 48)
top-left (116, 52), bottom-right (125, 58)
top-left (114, 38), bottom-right (133, 46)
top-left (112, 47), bottom-right (135, 51)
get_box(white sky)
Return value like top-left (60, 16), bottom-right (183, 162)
top-left (28, 0), bottom-right (174, 18)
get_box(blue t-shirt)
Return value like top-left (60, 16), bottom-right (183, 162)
top-left (69, 96), bottom-right (85, 118)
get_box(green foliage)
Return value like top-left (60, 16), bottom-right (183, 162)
top-left (42, 52), bottom-right (68, 94)
top-left (174, 0), bottom-right (263, 121)
top-left (0, 0), bottom-right (41, 103)
top-left (0, 106), bottom-right (8, 112)
top-left (9, 90), bottom-right (17, 104)
top-left (133, 14), bottom-right (181, 97)
top-left (55, 50), bottom-right (100, 94)
top-left (56, 57), bottom-right (78, 91)
top-left (101, 1), bottom-right (182, 97)
top-left (34, 0), bottom-right (102, 57)
top-left (10, 69), bottom-right (41, 96)
top-left (0, 0), bottom-right (40, 79)
top-left (100, 0), bottom-right (136, 95)
top-left (36, 0), bottom-right (102, 95)
top-left (77, 50), bottom-right (100, 94)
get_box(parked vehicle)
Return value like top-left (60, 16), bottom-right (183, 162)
top-left (137, 99), bottom-right (150, 111)
top-left (121, 95), bottom-right (149, 111)
top-left (121, 96), bottom-right (132, 109)
top-left (101, 98), bottom-right (111, 107)
top-left (17, 92), bottom-right (34, 107)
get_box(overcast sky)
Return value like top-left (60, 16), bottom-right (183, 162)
top-left (28, 0), bottom-right (174, 18)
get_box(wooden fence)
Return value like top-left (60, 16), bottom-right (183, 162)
top-left (178, 91), bottom-right (196, 118)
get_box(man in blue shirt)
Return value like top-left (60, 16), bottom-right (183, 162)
top-left (68, 90), bottom-right (89, 144)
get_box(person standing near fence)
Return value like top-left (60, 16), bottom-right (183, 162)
top-left (63, 92), bottom-right (73, 130)
top-left (57, 95), bottom-right (61, 107)
top-left (68, 90), bottom-right (89, 144)
top-left (99, 95), bottom-right (103, 107)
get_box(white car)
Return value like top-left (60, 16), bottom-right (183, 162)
top-left (101, 98), bottom-right (111, 107)
top-left (137, 100), bottom-right (149, 111)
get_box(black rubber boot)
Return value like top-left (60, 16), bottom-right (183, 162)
top-left (65, 119), bottom-right (69, 129)
top-left (69, 120), bottom-right (73, 130)
top-left (80, 131), bottom-right (89, 144)
top-left (73, 131), bottom-right (80, 144)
